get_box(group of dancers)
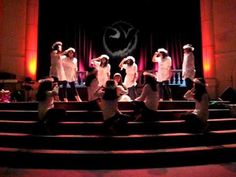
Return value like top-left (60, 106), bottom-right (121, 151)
top-left (49, 41), bottom-right (81, 102)
top-left (48, 41), bottom-right (195, 102)
top-left (36, 41), bottom-right (208, 134)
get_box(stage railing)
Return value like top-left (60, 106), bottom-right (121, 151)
top-left (137, 69), bottom-right (185, 87)
top-left (77, 69), bottom-right (185, 87)
top-left (77, 71), bottom-right (87, 85)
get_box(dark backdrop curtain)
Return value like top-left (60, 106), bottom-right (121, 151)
top-left (37, 0), bottom-right (202, 80)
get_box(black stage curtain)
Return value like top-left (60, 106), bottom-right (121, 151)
top-left (37, 0), bottom-right (202, 80)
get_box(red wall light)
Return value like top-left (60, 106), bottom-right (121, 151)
top-left (203, 60), bottom-right (210, 73)
top-left (25, 0), bottom-right (38, 80)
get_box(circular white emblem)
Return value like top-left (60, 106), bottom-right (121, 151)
top-left (103, 21), bottom-right (138, 58)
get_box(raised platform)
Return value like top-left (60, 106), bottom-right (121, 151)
top-left (58, 81), bottom-right (189, 101)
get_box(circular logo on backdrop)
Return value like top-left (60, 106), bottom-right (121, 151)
top-left (103, 21), bottom-right (138, 58)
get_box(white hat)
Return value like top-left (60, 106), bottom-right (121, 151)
top-left (100, 54), bottom-right (109, 60)
top-left (38, 77), bottom-right (54, 83)
top-left (157, 48), bottom-right (168, 54)
top-left (114, 73), bottom-right (122, 77)
top-left (183, 44), bottom-right (194, 51)
top-left (143, 71), bottom-right (157, 79)
top-left (66, 47), bottom-right (76, 53)
top-left (52, 41), bottom-right (62, 49)
top-left (126, 56), bottom-right (135, 62)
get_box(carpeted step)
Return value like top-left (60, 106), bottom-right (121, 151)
top-left (0, 143), bottom-right (235, 169)
top-left (0, 130), bottom-right (236, 150)
top-left (0, 109), bottom-right (231, 121)
top-left (0, 118), bottom-right (236, 134)
top-left (0, 100), bottom-right (229, 110)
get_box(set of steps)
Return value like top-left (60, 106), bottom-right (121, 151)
top-left (0, 101), bottom-right (235, 169)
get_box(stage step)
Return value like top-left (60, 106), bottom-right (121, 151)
top-left (0, 101), bottom-right (234, 169)
top-left (0, 130), bottom-right (236, 150)
top-left (0, 109), bottom-right (231, 121)
top-left (0, 118), bottom-right (236, 134)
top-left (0, 143), bottom-right (235, 169)
top-left (0, 100), bottom-right (229, 110)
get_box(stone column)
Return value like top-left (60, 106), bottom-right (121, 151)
top-left (201, 0), bottom-right (217, 99)
top-left (25, 0), bottom-right (38, 80)
top-left (0, 0), bottom-right (3, 68)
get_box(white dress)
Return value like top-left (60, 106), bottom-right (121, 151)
top-left (153, 56), bottom-right (172, 82)
top-left (184, 91), bottom-right (209, 123)
top-left (63, 57), bottom-right (78, 82)
top-left (49, 51), bottom-right (67, 81)
top-left (92, 61), bottom-right (110, 87)
top-left (116, 85), bottom-right (132, 102)
top-left (122, 63), bottom-right (138, 88)
top-left (38, 86), bottom-right (59, 120)
top-left (182, 52), bottom-right (195, 80)
top-left (135, 84), bottom-right (159, 111)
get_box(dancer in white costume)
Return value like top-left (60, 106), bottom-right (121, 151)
top-left (62, 47), bottom-right (82, 102)
top-left (152, 48), bottom-right (172, 101)
top-left (182, 44), bottom-right (195, 90)
top-left (91, 54), bottom-right (111, 87)
top-left (119, 56), bottom-right (138, 100)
